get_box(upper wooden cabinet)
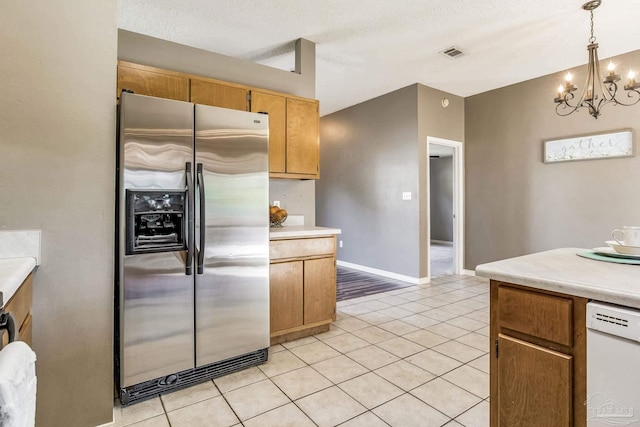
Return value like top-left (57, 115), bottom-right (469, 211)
top-left (190, 78), bottom-right (248, 111)
top-left (116, 61), bottom-right (320, 179)
top-left (250, 91), bottom-right (286, 173)
top-left (251, 92), bottom-right (320, 179)
top-left (117, 62), bottom-right (189, 101)
top-left (285, 98), bottom-right (320, 178)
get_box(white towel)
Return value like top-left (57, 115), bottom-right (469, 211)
top-left (0, 342), bottom-right (37, 427)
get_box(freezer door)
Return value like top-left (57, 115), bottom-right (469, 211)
top-left (118, 93), bottom-right (195, 387)
top-left (195, 104), bottom-right (270, 367)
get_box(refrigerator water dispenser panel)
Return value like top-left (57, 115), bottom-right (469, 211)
top-left (126, 189), bottom-right (187, 255)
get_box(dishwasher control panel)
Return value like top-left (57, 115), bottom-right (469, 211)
top-left (587, 301), bottom-right (640, 342)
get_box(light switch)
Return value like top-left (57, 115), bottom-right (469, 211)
top-left (273, 200), bottom-right (280, 207)
top-left (402, 192), bottom-right (412, 201)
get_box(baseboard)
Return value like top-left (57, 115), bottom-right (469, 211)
top-left (337, 260), bottom-right (430, 285)
top-left (430, 240), bottom-right (453, 245)
top-left (96, 416), bottom-right (114, 427)
top-left (462, 269), bottom-right (476, 276)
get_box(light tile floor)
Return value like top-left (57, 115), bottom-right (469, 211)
top-left (113, 274), bottom-right (490, 427)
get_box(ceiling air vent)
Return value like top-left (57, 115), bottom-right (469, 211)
top-left (440, 47), bottom-right (464, 59)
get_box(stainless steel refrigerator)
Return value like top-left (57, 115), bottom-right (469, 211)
top-left (115, 92), bottom-right (270, 405)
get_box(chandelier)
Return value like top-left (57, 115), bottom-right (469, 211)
top-left (554, 0), bottom-right (640, 119)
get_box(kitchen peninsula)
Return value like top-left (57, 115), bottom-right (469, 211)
top-left (476, 247), bottom-right (640, 427)
top-left (269, 225), bottom-right (341, 344)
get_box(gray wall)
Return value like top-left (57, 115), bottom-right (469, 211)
top-left (317, 84), bottom-right (464, 279)
top-left (465, 49), bottom-right (640, 269)
top-left (430, 157), bottom-right (454, 242)
top-left (118, 30), bottom-right (318, 225)
top-left (1, 2), bottom-right (117, 426)
top-left (317, 85), bottom-right (420, 277)
top-left (118, 30), bottom-right (315, 99)
top-left (417, 85), bottom-right (465, 277)
top-left (270, 180), bottom-right (316, 225)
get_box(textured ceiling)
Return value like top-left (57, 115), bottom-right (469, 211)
top-left (118, 0), bottom-right (640, 116)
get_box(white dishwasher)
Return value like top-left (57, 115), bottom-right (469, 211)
top-left (587, 301), bottom-right (640, 426)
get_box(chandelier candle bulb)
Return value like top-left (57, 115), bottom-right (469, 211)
top-left (628, 70), bottom-right (636, 85)
top-left (604, 62), bottom-right (621, 83)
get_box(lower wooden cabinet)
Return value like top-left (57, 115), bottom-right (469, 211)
top-left (490, 280), bottom-right (586, 427)
top-left (269, 236), bottom-right (337, 344)
top-left (303, 257), bottom-right (337, 325)
top-left (497, 334), bottom-right (572, 427)
top-left (269, 261), bottom-right (303, 332)
top-left (1, 273), bottom-right (33, 348)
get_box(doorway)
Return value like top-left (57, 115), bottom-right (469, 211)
top-left (427, 137), bottom-right (464, 278)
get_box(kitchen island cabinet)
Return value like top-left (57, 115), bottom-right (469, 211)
top-left (269, 228), bottom-right (340, 344)
top-left (477, 248), bottom-right (640, 427)
top-left (490, 280), bottom-right (586, 427)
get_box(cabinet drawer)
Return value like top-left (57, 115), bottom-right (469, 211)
top-left (270, 237), bottom-right (335, 260)
top-left (498, 285), bottom-right (573, 347)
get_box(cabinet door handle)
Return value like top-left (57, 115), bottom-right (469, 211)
top-left (0, 312), bottom-right (17, 349)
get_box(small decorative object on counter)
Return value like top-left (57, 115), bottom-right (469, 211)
top-left (269, 206), bottom-right (288, 227)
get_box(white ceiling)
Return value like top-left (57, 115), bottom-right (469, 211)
top-left (118, 0), bottom-right (640, 116)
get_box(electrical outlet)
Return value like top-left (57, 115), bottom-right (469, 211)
top-left (339, 240), bottom-right (343, 248)
top-left (402, 192), bottom-right (412, 201)
top-left (273, 200), bottom-right (280, 207)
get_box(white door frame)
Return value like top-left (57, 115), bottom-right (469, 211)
top-left (427, 136), bottom-right (465, 277)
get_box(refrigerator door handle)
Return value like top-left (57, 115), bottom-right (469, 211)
top-left (196, 163), bottom-right (205, 274)
top-left (185, 162), bottom-right (194, 275)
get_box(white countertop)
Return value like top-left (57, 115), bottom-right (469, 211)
top-left (476, 248), bottom-right (640, 309)
top-left (0, 258), bottom-right (36, 308)
top-left (270, 226), bottom-right (342, 239)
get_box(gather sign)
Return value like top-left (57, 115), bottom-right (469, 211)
top-left (543, 129), bottom-right (634, 163)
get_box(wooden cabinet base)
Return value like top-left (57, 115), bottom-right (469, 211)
top-left (490, 280), bottom-right (586, 427)
top-left (1, 273), bottom-right (34, 348)
top-left (270, 321), bottom-right (331, 345)
top-left (269, 236), bottom-right (337, 346)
